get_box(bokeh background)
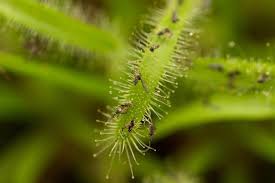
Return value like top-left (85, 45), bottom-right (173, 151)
top-left (1, 0), bottom-right (275, 183)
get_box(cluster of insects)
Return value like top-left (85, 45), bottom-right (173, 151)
top-left (208, 63), bottom-right (271, 90)
top-left (208, 63), bottom-right (240, 88)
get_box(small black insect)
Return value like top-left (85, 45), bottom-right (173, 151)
top-left (257, 73), bottom-right (270, 84)
top-left (227, 70), bottom-right (241, 89)
top-left (140, 115), bottom-right (151, 127)
top-left (148, 122), bottom-right (156, 144)
top-left (127, 120), bottom-right (135, 132)
top-left (228, 70), bottom-right (241, 77)
top-left (133, 71), bottom-right (149, 92)
top-left (134, 71), bottom-right (142, 85)
top-left (208, 63), bottom-right (224, 72)
top-left (113, 102), bottom-right (132, 117)
top-left (157, 28), bottom-right (173, 37)
top-left (24, 36), bottom-right (46, 56)
top-left (172, 11), bottom-right (179, 23)
top-left (149, 44), bottom-right (160, 52)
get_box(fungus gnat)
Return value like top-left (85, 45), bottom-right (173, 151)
top-left (172, 11), bottom-right (179, 23)
top-left (24, 36), bottom-right (46, 56)
top-left (148, 122), bottom-right (156, 145)
top-left (149, 44), bottom-right (160, 52)
top-left (134, 71), bottom-right (149, 93)
top-left (157, 28), bottom-right (173, 37)
top-left (208, 63), bottom-right (224, 72)
top-left (133, 71), bottom-right (141, 85)
top-left (257, 73), bottom-right (270, 84)
top-left (227, 70), bottom-right (241, 89)
top-left (122, 120), bottom-right (135, 133)
top-left (113, 102), bottom-right (132, 117)
top-left (127, 120), bottom-right (135, 132)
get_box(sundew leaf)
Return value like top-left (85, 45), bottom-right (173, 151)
top-left (155, 57), bottom-right (275, 139)
top-left (156, 95), bottom-right (275, 139)
top-left (187, 57), bottom-right (275, 95)
top-left (93, 0), bottom-right (204, 179)
top-left (0, 0), bottom-right (122, 54)
top-left (0, 52), bottom-right (111, 101)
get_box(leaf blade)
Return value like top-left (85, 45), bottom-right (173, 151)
top-left (0, 0), bottom-right (121, 54)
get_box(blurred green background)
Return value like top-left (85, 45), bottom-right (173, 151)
top-left (1, 0), bottom-right (275, 183)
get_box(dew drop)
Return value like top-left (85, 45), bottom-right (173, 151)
top-left (106, 175), bottom-right (109, 180)
top-left (266, 42), bottom-right (271, 47)
top-left (93, 154), bottom-right (97, 158)
top-left (228, 41), bottom-right (236, 48)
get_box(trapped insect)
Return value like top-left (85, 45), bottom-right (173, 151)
top-left (157, 28), bottom-right (173, 37)
top-left (133, 71), bottom-right (141, 85)
top-left (208, 63), bottom-right (224, 72)
top-left (257, 73), bottom-right (270, 84)
top-left (127, 120), bottom-right (135, 132)
top-left (227, 70), bottom-right (241, 89)
top-left (172, 11), bottom-right (179, 23)
top-left (148, 122), bottom-right (156, 143)
top-left (113, 102), bottom-right (132, 117)
top-left (133, 71), bottom-right (149, 92)
top-left (150, 44), bottom-right (160, 52)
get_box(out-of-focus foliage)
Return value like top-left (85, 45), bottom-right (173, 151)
top-left (0, 0), bottom-right (275, 183)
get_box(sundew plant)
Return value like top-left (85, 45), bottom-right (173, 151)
top-left (1, 0), bottom-right (275, 183)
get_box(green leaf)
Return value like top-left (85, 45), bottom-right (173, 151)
top-left (0, 133), bottom-right (58, 183)
top-left (156, 95), bottom-right (275, 139)
top-left (187, 57), bottom-right (275, 95)
top-left (156, 57), bottom-right (275, 139)
top-left (0, 0), bottom-right (121, 54)
top-left (236, 125), bottom-right (275, 162)
top-left (0, 52), bottom-right (111, 101)
top-left (0, 84), bottom-right (27, 118)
